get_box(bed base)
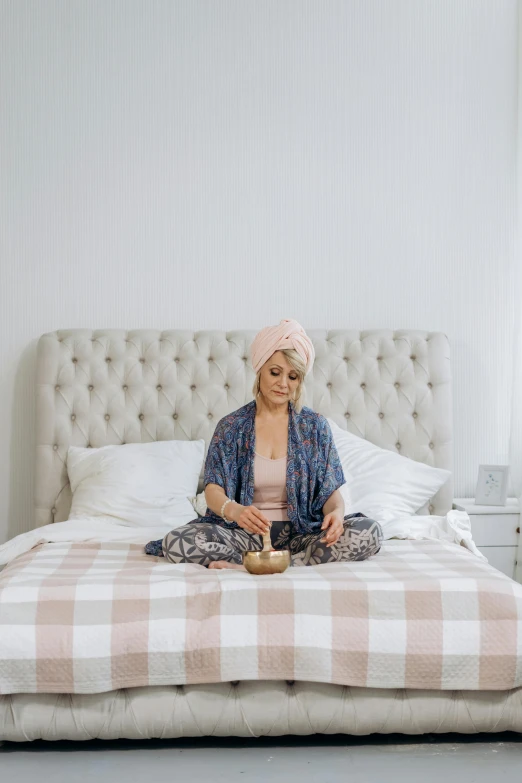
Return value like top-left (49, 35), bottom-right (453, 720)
top-left (1, 681), bottom-right (521, 741)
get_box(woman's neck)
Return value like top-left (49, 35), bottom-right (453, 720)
top-left (255, 395), bottom-right (290, 418)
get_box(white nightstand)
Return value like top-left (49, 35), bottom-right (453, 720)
top-left (452, 498), bottom-right (521, 582)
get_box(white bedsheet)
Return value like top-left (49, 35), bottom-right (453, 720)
top-left (382, 509), bottom-right (485, 559)
top-left (0, 509), bottom-right (483, 567)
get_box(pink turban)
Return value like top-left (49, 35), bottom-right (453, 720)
top-left (250, 318), bottom-right (315, 376)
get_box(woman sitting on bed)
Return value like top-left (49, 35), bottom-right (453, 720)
top-left (145, 318), bottom-right (383, 570)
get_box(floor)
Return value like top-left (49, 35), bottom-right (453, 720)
top-left (1, 732), bottom-right (521, 782)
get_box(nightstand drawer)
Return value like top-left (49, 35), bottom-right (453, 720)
top-left (469, 515), bottom-right (519, 547)
top-left (477, 546), bottom-right (517, 579)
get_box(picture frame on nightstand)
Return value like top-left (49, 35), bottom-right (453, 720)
top-left (474, 464), bottom-right (510, 506)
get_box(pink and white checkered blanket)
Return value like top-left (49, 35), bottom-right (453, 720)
top-left (1, 537), bottom-right (521, 695)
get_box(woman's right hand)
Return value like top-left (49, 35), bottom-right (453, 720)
top-left (233, 505), bottom-right (271, 536)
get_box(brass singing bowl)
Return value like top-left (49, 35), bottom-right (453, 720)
top-left (242, 548), bottom-right (290, 575)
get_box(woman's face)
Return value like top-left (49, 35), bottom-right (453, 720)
top-left (259, 350), bottom-right (300, 404)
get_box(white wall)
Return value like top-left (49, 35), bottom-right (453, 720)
top-left (0, 0), bottom-right (518, 544)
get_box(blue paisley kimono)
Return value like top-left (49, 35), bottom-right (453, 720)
top-left (197, 399), bottom-right (345, 536)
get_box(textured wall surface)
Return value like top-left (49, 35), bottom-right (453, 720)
top-left (0, 0), bottom-right (518, 543)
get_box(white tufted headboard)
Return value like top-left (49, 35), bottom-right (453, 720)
top-left (34, 329), bottom-right (453, 528)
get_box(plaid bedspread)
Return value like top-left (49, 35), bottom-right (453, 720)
top-left (1, 538), bottom-right (521, 695)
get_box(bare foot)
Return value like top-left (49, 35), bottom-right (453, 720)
top-left (208, 561), bottom-right (247, 571)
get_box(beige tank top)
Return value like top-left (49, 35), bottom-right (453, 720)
top-left (252, 452), bottom-right (290, 522)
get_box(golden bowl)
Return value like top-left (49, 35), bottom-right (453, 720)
top-left (242, 549), bottom-right (290, 575)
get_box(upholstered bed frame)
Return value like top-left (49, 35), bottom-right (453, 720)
top-left (2, 328), bottom-right (521, 742)
top-left (35, 329), bottom-right (453, 525)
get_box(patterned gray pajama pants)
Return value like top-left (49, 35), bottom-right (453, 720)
top-left (160, 513), bottom-right (383, 567)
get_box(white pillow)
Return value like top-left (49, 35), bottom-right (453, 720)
top-left (326, 418), bottom-right (451, 524)
top-left (189, 491), bottom-right (209, 518)
top-left (67, 440), bottom-right (205, 528)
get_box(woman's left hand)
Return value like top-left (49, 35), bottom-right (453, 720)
top-left (320, 512), bottom-right (344, 547)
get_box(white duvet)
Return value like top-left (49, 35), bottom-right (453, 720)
top-left (0, 509), bottom-right (484, 567)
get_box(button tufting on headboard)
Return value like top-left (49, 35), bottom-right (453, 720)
top-left (34, 329), bottom-right (453, 528)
